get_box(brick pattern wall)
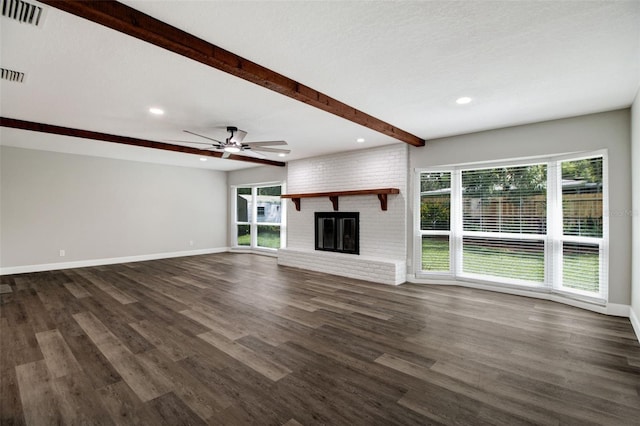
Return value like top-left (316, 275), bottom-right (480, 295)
top-left (278, 144), bottom-right (407, 284)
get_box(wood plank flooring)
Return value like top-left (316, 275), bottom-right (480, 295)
top-left (1, 252), bottom-right (639, 425)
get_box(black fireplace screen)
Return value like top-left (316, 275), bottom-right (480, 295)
top-left (315, 212), bottom-right (359, 255)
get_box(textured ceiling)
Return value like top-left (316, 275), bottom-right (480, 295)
top-left (1, 0), bottom-right (639, 170)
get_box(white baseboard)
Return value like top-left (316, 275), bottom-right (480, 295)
top-left (630, 308), bottom-right (640, 343)
top-left (0, 247), bottom-right (230, 275)
top-left (550, 299), bottom-right (629, 317)
top-left (604, 303), bottom-right (631, 317)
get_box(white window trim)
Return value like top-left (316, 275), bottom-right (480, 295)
top-left (231, 182), bottom-right (286, 252)
top-left (414, 150), bottom-right (608, 304)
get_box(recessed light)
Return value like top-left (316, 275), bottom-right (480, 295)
top-left (149, 107), bottom-right (164, 115)
top-left (199, 157), bottom-right (207, 162)
top-left (356, 138), bottom-right (365, 143)
top-left (278, 153), bottom-right (287, 157)
top-left (455, 97), bottom-right (472, 105)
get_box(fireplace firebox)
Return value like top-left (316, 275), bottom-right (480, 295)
top-left (315, 212), bottom-right (359, 255)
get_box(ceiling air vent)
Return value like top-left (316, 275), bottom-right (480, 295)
top-left (2, 0), bottom-right (43, 26)
top-left (1, 68), bottom-right (25, 83)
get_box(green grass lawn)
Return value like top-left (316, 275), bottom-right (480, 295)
top-left (421, 237), bottom-right (450, 271)
top-left (237, 234), bottom-right (250, 246)
top-left (563, 252), bottom-right (600, 292)
top-left (462, 243), bottom-right (545, 282)
top-left (236, 226), bottom-right (280, 249)
top-left (422, 237), bottom-right (599, 293)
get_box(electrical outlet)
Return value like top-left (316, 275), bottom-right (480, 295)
top-left (189, 240), bottom-right (194, 246)
top-left (59, 249), bottom-right (65, 257)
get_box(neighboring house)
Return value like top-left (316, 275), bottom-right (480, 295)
top-left (237, 195), bottom-right (281, 223)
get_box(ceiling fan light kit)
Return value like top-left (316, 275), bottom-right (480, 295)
top-left (224, 145), bottom-right (241, 153)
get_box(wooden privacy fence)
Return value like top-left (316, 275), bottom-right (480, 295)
top-left (421, 193), bottom-right (603, 235)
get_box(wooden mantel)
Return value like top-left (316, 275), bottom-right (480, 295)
top-left (281, 188), bottom-right (400, 211)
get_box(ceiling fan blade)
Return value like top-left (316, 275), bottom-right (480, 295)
top-left (239, 149), bottom-right (267, 159)
top-left (230, 129), bottom-right (247, 143)
top-left (249, 146), bottom-right (291, 154)
top-left (222, 151), bottom-right (231, 159)
top-left (244, 140), bottom-right (287, 147)
top-left (183, 130), bottom-right (224, 144)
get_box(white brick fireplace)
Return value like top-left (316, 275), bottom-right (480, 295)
top-left (278, 144), bottom-right (407, 285)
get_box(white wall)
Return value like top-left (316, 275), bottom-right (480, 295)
top-left (410, 109), bottom-right (632, 306)
top-left (227, 165), bottom-right (287, 187)
top-left (279, 144), bottom-right (408, 284)
top-left (631, 92), bottom-right (640, 338)
top-left (0, 146), bottom-right (228, 272)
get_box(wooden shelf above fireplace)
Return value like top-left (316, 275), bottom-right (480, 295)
top-left (281, 188), bottom-right (400, 211)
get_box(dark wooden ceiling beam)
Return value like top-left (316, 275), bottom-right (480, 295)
top-left (0, 117), bottom-right (286, 167)
top-left (38, 0), bottom-right (425, 147)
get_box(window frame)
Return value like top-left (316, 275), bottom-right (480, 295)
top-left (416, 170), bottom-right (454, 276)
top-left (231, 182), bottom-right (286, 251)
top-left (415, 150), bottom-right (608, 302)
top-left (553, 152), bottom-right (609, 300)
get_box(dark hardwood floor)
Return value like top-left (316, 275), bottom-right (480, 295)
top-left (1, 253), bottom-right (639, 425)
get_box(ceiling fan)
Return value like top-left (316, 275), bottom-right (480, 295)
top-left (174, 126), bottom-right (290, 159)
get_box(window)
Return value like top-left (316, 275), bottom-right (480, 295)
top-left (559, 157), bottom-right (604, 294)
top-left (236, 187), bottom-right (252, 246)
top-left (417, 152), bottom-right (607, 301)
top-left (420, 172), bottom-right (451, 272)
top-left (461, 164), bottom-right (547, 284)
top-left (234, 184), bottom-right (284, 250)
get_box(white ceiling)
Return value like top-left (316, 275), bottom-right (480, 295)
top-left (1, 0), bottom-right (638, 171)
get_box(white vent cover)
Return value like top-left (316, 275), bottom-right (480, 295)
top-left (1, 68), bottom-right (25, 82)
top-left (2, 0), bottom-right (43, 26)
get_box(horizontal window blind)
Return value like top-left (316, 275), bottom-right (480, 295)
top-left (462, 165), bottom-right (547, 235)
top-left (561, 157), bottom-right (603, 238)
top-left (421, 235), bottom-right (450, 272)
top-left (559, 156), bottom-right (605, 295)
top-left (462, 237), bottom-right (545, 283)
top-left (460, 165), bottom-right (547, 284)
top-left (562, 242), bottom-right (600, 293)
top-left (420, 172), bottom-right (451, 231)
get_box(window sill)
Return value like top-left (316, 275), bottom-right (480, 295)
top-left (408, 274), bottom-right (610, 313)
top-left (230, 247), bottom-right (279, 257)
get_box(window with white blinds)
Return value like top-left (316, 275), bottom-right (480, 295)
top-left (417, 152), bottom-right (607, 300)
top-left (420, 172), bottom-right (451, 272)
top-left (559, 156), bottom-right (605, 295)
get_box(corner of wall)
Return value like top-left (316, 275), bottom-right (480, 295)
top-left (631, 86), bottom-right (640, 343)
top-left (631, 306), bottom-right (640, 344)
